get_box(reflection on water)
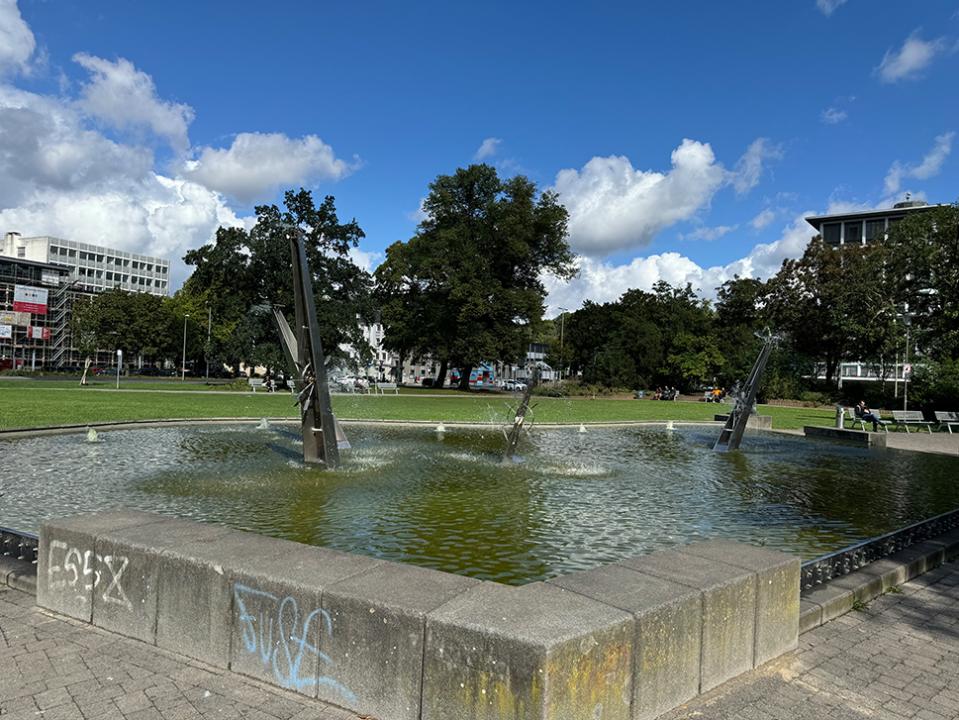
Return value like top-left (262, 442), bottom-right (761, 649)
top-left (1, 424), bottom-right (958, 585)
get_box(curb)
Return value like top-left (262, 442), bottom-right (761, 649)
top-left (799, 527), bottom-right (959, 633)
top-left (0, 556), bottom-right (37, 594)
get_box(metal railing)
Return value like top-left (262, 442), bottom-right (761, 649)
top-left (0, 526), bottom-right (38, 563)
top-left (801, 507), bottom-right (959, 591)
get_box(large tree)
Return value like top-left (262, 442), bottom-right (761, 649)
top-left (375, 164), bottom-right (576, 389)
top-left (182, 189), bottom-right (373, 375)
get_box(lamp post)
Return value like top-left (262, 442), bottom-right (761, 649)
top-left (205, 303), bottom-right (212, 382)
top-left (557, 307), bottom-right (568, 382)
top-left (181, 313), bottom-right (190, 381)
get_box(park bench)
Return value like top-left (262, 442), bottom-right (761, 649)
top-left (375, 382), bottom-right (399, 395)
top-left (845, 406), bottom-right (888, 432)
top-left (248, 378), bottom-right (265, 393)
top-left (934, 411), bottom-right (959, 434)
top-left (890, 410), bottom-right (934, 433)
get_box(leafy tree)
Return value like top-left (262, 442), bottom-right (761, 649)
top-left (375, 164), bottom-right (576, 389)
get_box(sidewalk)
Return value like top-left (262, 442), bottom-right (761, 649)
top-left (0, 585), bottom-right (360, 720)
top-left (662, 561), bottom-right (959, 720)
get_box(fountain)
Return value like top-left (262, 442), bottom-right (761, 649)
top-left (502, 368), bottom-right (538, 462)
top-left (272, 228), bottom-right (348, 468)
top-left (714, 331), bottom-right (776, 452)
top-left (85, 427), bottom-right (99, 443)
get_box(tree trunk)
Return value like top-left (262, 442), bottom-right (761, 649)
top-left (434, 358), bottom-right (448, 388)
top-left (458, 365), bottom-right (472, 391)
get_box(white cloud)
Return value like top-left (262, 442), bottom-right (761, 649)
top-left (474, 137), bottom-right (501, 161)
top-left (72, 53), bottom-right (195, 153)
top-left (731, 138), bottom-right (783, 196)
top-left (0, 0), bottom-right (34, 75)
top-left (816, 0), bottom-right (848, 16)
top-left (821, 107), bottom-right (848, 124)
top-left (876, 31), bottom-right (950, 83)
top-left (544, 213), bottom-right (816, 315)
top-left (884, 132), bottom-right (954, 194)
top-left (347, 246), bottom-right (383, 273)
top-left (407, 197), bottom-right (428, 224)
top-left (680, 224), bottom-right (737, 241)
top-left (750, 208), bottom-right (776, 230)
top-left (552, 139), bottom-right (728, 255)
top-left (184, 132), bottom-right (355, 205)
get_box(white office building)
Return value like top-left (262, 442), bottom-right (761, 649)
top-left (1, 233), bottom-right (170, 296)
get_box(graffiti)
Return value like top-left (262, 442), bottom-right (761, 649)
top-left (46, 540), bottom-right (132, 610)
top-left (233, 583), bottom-right (355, 703)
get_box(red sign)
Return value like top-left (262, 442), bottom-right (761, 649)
top-left (13, 285), bottom-right (48, 315)
top-left (28, 326), bottom-right (51, 341)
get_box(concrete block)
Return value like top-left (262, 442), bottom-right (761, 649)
top-left (801, 581), bottom-right (853, 623)
top-left (37, 511), bottom-right (165, 622)
top-left (422, 582), bottom-right (633, 720)
top-left (227, 539), bottom-right (383, 699)
top-left (320, 561), bottom-right (480, 720)
top-left (679, 540), bottom-right (800, 666)
top-left (7, 563), bottom-right (37, 594)
top-left (798, 599), bottom-right (822, 634)
top-left (618, 548), bottom-right (756, 692)
top-left (887, 543), bottom-right (945, 582)
top-left (92, 516), bottom-right (232, 644)
top-left (549, 563), bottom-right (701, 720)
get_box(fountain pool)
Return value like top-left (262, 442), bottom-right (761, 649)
top-left (2, 423), bottom-right (957, 584)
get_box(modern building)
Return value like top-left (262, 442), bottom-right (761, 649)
top-left (804, 199), bottom-right (941, 248)
top-left (1, 233), bottom-right (170, 296)
top-left (0, 232), bottom-right (172, 370)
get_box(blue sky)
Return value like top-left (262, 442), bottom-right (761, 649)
top-left (1, 0), bottom-right (957, 312)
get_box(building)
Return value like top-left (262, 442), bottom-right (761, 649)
top-left (0, 232), bottom-right (172, 370)
top-left (804, 200), bottom-right (941, 389)
top-left (1, 233), bottom-right (170, 296)
top-left (804, 199), bottom-right (940, 248)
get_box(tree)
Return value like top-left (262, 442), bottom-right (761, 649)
top-left (375, 164), bottom-right (576, 390)
top-left (182, 189), bottom-right (373, 375)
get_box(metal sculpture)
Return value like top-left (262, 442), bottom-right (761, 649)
top-left (503, 367), bottom-right (539, 462)
top-left (713, 331), bottom-right (776, 453)
top-left (273, 229), bottom-right (348, 467)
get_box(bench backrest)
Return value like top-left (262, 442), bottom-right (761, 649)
top-left (892, 410), bottom-right (925, 422)
top-left (376, 382), bottom-right (397, 390)
top-left (934, 411), bottom-right (959, 422)
top-left (248, 378), bottom-right (264, 386)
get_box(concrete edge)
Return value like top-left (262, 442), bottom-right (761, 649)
top-left (0, 556), bottom-right (37, 594)
top-left (799, 529), bottom-right (959, 634)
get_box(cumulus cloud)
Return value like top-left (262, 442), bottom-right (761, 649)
top-left (474, 137), bottom-right (501, 161)
top-left (0, 0), bottom-right (34, 75)
top-left (184, 132), bottom-right (355, 205)
top-left (731, 138), bottom-right (783, 195)
top-left (884, 132), bottom-right (954, 194)
top-left (552, 139), bottom-right (728, 255)
top-left (750, 208), bottom-right (776, 230)
top-left (544, 213), bottom-right (816, 315)
top-left (876, 31), bottom-right (951, 83)
top-left (816, 0), bottom-right (848, 15)
top-left (72, 53), bottom-right (195, 153)
top-left (821, 107), bottom-right (848, 124)
top-left (680, 224), bottom-right (737, 241)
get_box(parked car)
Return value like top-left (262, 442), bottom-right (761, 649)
top-left (503, 379), bottom-right (528, 392)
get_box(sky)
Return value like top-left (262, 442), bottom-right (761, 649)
top-left (0, 0), bottom-right (957, 315)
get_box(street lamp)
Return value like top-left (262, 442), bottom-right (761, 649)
top-left (181, 314), bottom-right (190, 381)
top-left (557, 307), bottom-right (568, 382)
top-left (205, 303), bottom-right (212, 382)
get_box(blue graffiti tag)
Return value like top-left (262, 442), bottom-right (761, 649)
top-left (233, 583), bottom-right (356, 703)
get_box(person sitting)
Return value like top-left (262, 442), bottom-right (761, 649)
top-left (856, 400), bottom-right (884, 432)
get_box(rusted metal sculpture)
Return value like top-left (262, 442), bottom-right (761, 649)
top-left (274, 229), bottom-right (348, 467)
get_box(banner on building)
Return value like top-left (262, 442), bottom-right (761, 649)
top-left (0, 311), bottom-right (30, 327)
top-left (28, 326), bottom-right (51, 340)
top-left (13, 285), bottom-right (48, 315)
top-left (41, 271), bottom-right (61, 287)
top-left (0, 325), bottom-right (11, 339)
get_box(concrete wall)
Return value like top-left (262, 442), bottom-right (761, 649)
top-left (37, 511), bottom-right (799, 720)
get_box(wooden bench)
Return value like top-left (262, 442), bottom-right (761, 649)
top-left (248, 378), bottom-right (265, 393)
top-left (890, 410), bottom-right (934, 433)
top-left (375, 382), bottom-right (398, 395)
top-left (934, 411), bottom-right (959, 434)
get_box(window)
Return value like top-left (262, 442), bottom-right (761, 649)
top-left (68, 249), bottom-right (76, 257)
top-left (845, 222), bottom-right (862, 245)
top-left (132, 261), bottom-right (139, 270)
top-left (16, 246), bottom-right (25, 257)
top-left (865, 219), bottom-right (885, 241)
top-left (79, 252), bottom-right (88, 261)
top-left (822, 223), bottom-right (841, 245)
top-left (106, 272), bottom-right (113, 280)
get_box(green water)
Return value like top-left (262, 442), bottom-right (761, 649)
top-left (2, 424), bottom-right (957, 584)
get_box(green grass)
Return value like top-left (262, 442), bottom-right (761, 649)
top-left (0, 383), bottom-right (835, 431)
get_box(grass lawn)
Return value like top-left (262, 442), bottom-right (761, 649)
top-left (0, 383), bottom-right (834, 431)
